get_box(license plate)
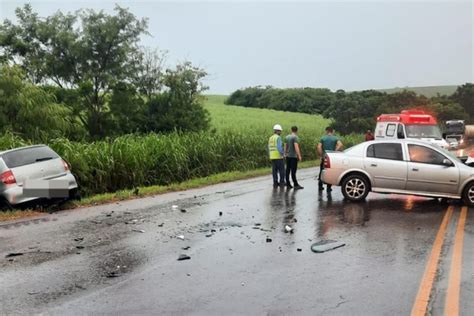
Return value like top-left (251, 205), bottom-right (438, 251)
top-left (23, 180), bottom-right (69, 198)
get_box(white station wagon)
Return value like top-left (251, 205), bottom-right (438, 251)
top-left (321, 139), bottom-right (474, 206)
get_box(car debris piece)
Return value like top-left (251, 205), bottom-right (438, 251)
top-left (205, 233), bottom-right (213, 237)
top-left (132, 229), bottom-right (145, 233)
top-left (285, 225), bottom-right (294, 233)
top-left (182, 246), bottom-right (191, 250)
top-left (106, 271), bottom-right (120, 278)
top-left (76, 246), bottom-right (85, 249)
top-left (219, 211), bottom-right (223, 216)
top-left (74, 237), bottom-right (84, 242)
top-left (177, 254), bottom-right (191, 261)
top-left (5, 252), bottom-right (23, 258)
top-left (158, 223), bottom-right (164, 227)
top-left (311, 240), bottom-right (345, 253)
top-left (177, 235), bottom-right (185, 240)
top-left (181, 209), bottom-right (187, 213)
top-left (266, 237), bottom-right (272, 243)
top-left (297, 248), bottom-right (302, 252)
top-left (172, 205), bottom-right (179, 211)
top-left (27, 291), bottom-right (40, 295)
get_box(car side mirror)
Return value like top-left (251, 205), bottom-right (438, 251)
top-left (442, 159), bottom-right (454, 167)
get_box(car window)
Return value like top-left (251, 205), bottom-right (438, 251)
top-left (386, 124), bottom-right (396, 137)
top-left (408, 144), bottom-right (448, 165)
top-left (1, 146), bottom-right (59, 168)
top-left (366, 143), bottom-right (403, 161)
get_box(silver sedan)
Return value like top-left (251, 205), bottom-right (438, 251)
top-left (321, 139), bottom-right (474, 206)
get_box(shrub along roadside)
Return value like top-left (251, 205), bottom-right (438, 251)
top-left (0, 132), bottom-right (362, 197)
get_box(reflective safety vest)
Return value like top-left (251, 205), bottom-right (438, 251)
top-left (268, 134), bottom-right (282, 160)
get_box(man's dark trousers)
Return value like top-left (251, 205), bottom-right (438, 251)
top-left (318, 158), bottom-right (331, 190)
top-left (286, 157), bottom-right (299, 186)
top-left (272, 159), bottom-right (285, 186)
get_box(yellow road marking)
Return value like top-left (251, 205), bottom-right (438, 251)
top-left (445, 206), bottom-right (468, 316)
top-left (411, 206), bottom-right (454, 316)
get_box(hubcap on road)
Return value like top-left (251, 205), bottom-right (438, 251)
top-left (346, 178), bottom-right (365, 199)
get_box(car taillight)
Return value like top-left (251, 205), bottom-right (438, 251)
top-left (0, 170), bottom-right (16, 185)
top-left (62, 159), bottom-right (70, 171)
top-left (324, 155), bottom-right (331, 168)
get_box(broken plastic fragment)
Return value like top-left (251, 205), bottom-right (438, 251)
top-left (311, 240), bottom-right (345, 253)
top-left (177, 254), bottom-right (191, 261)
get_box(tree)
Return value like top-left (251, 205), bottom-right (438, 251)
top-left (0, 65), bottom-right (84, 141)
top-left (133, 47), bottom-right (167, 100)
top-left (0, 4), bottom-right (149, 138)
top-left (451, 83), bottom-right (474, 122)
top-left (146, 62), bottom-right (209, 133)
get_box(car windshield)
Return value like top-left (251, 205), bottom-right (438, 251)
top-left (436, 145), bottom-right (462, 162)
top-left (405, 124), bottom-right (442, 139)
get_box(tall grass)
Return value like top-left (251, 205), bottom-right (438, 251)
top-left (0, 96), bottom-right (363, 196)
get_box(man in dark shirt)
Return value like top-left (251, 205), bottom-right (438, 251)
top-left (317, 127), bottom-right (343, 191)
top-left (365, 129), bottom-right (375, 141)
top-left (285, 126), bottom-right (303, 190)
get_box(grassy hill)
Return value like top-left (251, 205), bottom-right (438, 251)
top-left (204, 95), bottom-right (329, 136)
top-left (203, 95), bottom-right (362, 149)
top-left (378, 85), bottom-right (459, 97)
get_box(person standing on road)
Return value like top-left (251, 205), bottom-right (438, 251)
top-left (317, 127), bottom-right (343, 191)
top-left (365, 129), bottom-right (375, 141)
top-left (268, 124), bottom-right (286, 188)
top-left (285, 126), bottom-right (304, 190)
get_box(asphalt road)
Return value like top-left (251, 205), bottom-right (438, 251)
top-left (0, 168), bottom-right (472, 315)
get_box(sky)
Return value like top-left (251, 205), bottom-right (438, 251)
top-left (1, 0), bottom-right (472, 94)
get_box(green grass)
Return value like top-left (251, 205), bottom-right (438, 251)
top-left (378, 85), bottom-right (459, 97)
top-left (205, 95), bottom-right (330, 136)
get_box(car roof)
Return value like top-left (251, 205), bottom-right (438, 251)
top-left (0, 144), bottom-right (48, 156)
top-left (364, 139), bottom-right (441, 147)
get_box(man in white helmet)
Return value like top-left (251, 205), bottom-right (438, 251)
top-left (268, 124), bottom-right (285, 188)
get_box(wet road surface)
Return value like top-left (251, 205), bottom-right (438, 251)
top-left (0, 168), bottom-right (472, 315)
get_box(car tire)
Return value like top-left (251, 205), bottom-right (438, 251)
top-left (0, 198), bottom-right (13, 211)
top-left (462, 182), bottom-right (474, 207)
top-left (341, 174), bottom-right (370, 202)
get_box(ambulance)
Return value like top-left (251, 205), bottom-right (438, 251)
top-left (375, 110), bottom-right (449, 149)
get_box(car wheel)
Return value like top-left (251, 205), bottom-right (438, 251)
top-left (0, 198), bottom-right (13, 211)
top-left (462, 182), bottom-right (474, 207)
top-left (341, 174), bottom-right (370, 202)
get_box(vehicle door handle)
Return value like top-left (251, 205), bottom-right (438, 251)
top-left (412, 168), bottom-right (419, 172)
top-left (370, 164), bottom-right (377, 167)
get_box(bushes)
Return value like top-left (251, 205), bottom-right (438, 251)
top-left (0, 130), bottom-right (358, 196)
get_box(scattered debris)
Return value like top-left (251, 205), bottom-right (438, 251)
top-left (172, 205), bottom-right (179, 211)
top-left (5, 253), bottom-right (23, 258)
top-left (205, 234), bottom-right (213, 238)
top-left (177, 254), bottom-right (191, 261)
top-left (27, 291), bottom-right (40, 295)
top-left (132, 229), bottom-right (145, 233)
top-left (297, 248), bottom-right (302, 252)
top-left (74, 237), bottom-right (84, 242)
top-left (311, 240), bottom-right (346, 253)
top-left (177, 235), bottom-right (185, 240)
top-left (181, 209), bottom-right (187, 213)
top-left (91, 220), bottom-right (102, 224)
top-left (76, 246), bottom-right (85, 249)
top-left (219, 211), bottom-right (223, 216)
top-left (285, 225), bottom-right (294, 233)
top-left (254, 223), bottom-right (261, 226)
top-left (266, 237), bottom-right (272, 243)
top-left (106, 271), bottom-right (120, 278)
top-left (182, 246), bottom-right (191, 250)
top-left (158, 223), bottom-right (164, 227)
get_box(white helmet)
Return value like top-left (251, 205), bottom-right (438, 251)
top-left (273, 124), bottom-right (282, 131)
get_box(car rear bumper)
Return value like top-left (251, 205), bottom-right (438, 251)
top-left (1, 173), bottom-right (78, 205)
top-left (321, 169), bottom-right (341, 186)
